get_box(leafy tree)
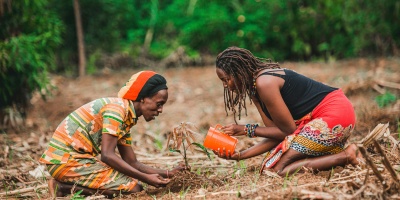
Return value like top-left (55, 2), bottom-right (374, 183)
top-left (342, 0), bottom-right (400, 57)
top-left (49, 0), bottom-right (141, 73)
top-left (0, 0), bottom-right (63, 120)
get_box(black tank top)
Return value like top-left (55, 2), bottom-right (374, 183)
top-left (256, 69), bottom-right (337, 120)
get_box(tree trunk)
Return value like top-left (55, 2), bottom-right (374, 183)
top-left (142, 0), bottom-right (158, 56)
top-left (73, 0), bottom-right (86, 77)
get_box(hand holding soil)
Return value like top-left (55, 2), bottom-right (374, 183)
top-left (145, 174), bottom-right (170, 188)
top-left (170, 162), bottom-right (190, 177)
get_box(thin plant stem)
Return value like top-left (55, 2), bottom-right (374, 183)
top-left (182, 138), bottom-right (188, 167)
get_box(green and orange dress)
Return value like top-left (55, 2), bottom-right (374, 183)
top-left (39, 97), bottom-right (138, 191)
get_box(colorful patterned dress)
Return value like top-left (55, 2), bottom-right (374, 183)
top-left (39, 97), bottom-right (139, 191)
top-left (260, 89), bottom-right (355, 173)
top-left (254, 70), bottom-right (356, 173)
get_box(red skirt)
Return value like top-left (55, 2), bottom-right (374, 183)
top-left (260, 89), bottom-right (355, 173)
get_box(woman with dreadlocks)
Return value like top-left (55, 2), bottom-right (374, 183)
top-left (213, 46), bottom-right (361, 176)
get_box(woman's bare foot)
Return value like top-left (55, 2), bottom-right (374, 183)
top-left (48, 178), bottom-right (64, 198)
top-left (344, 143), bottom-right (364, 166)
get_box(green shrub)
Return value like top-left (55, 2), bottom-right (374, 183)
top-left (375, 92), bottom-right (397, 108)
top-left (0, 0), bottom-right (63, 112)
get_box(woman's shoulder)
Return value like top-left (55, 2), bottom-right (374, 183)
top-left (254, 69), bottom-right (286, 88)
top-left (255, 68), bottom-right (286, 78)
top-left (94, 97), bottom-right (131, 112)
top-left (92, 97), bottom-right (127, 104)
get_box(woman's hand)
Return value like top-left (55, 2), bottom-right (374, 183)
top-left (145, 174), bottom-right (170, 188)
top-left (221, 124), bottom-right (245, 136)
top-left (212, 148), bottom-right (240, 160)
top-left (169, 162), bottom-right (190, 177)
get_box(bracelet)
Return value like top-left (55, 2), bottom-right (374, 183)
top-left (166, 170), bottom-right (169, 178)
top-left (244, 124), bottom-right (258, 138)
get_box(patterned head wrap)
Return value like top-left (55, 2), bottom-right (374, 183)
top-left (118, 71), bottom-right (168, 101)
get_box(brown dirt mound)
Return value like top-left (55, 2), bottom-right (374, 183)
top-left (146, 170), bottom-right (223, 195)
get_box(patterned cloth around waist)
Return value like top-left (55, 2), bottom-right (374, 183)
top-left (46, 158), bottom-right (138, 192)
top-left (260, 89), bottom-right (355, 173)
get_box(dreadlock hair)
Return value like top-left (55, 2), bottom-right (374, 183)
top-left (216, 46), bottom-right (280, 123)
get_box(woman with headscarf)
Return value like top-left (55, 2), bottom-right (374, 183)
top-left (39, 71), bottom-right (186, 198)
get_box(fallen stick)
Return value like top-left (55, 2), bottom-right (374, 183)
top-left (358, 146), bottom-right (389, 189)
top-left (300, 189), bottom-right (334, 199)
top-left (0, 184), bottom-right (47, 196)
top-left (298, 170), bottom-right (368, 188)
top-left (360, 123), bottom-right (389, 147)
top-left (211, 190), bottom-right (242, 196)
top-left (363, 168), bottom-right (370, 185)
top-left (373, 140), bottom-right (400, 184)
top-left (4, 145), bottom-right (9, 160)
top-left (372, 84), bottom-right (386, 94)
top-left (85, 195), bottom-right (106, 200)
top-left (350, 184), bottom-right (368, 198)
top-left (326, 170), bottom-right (368, 182)
top-left (376, 80), bottom-right (400, 90)
top-left (193, 183), bottom-right (272, 198)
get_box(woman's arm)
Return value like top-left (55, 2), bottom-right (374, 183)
top-left (222, 124), bottom-right (287, 141)
top-left (239, 138), bottom-right (280, 159)
top-left (250, 98), bottom-right (288, 140)
top-left (101, 134), bottom-right (170, 186)
top-left (117, 140), bottom-right (187, 178)
top-left (216, 138), bottom-right (280, 160)
top-left (255, 74), bottom-right (297, 135)
top-left (117, 145), bottom-right (166, 175)
top-left (222, 93), bottom-right (292, 141)
top-left (251, 97), bottom-right (275, 127)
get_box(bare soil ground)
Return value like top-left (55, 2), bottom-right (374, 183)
top-left (0, 58), bottom-right (399, 199)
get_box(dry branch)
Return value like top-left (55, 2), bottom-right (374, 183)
top-left (300, 189), bottom-right (334, 199)
top-left (85, 195), bottom-right (107, 200)
top-left (299, 170), bottom-right (368, 188)
top-left (358, 145), bottom-right (389, 189)
top-left (373, 84), bottom-right (386, 94)
top-left (3, 145), bottom-right (9, 159)
top-left (350, 183), bottom-right (379, 199)
top-left (0, 184), bottom-right (47, 196)
top-left (363, 168), bottom-right (370, 185)
top-left (373, 140), bottom-right (400, 184)
top-left (375, 80), bottom-right (400, 90)
top-left (360, 123), bottom-right (390, 147)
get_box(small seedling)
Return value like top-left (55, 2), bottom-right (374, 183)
top-left (167, 122), bottom-right (211, 167)
top-left (179, 186), bottom-right (191, 199)
top-left (154, 138), bottom-right (163, 150)
top-left (283, 167), bottom-right (301, 189)
top-left (196, 168), bottom-right (202, 175)
top-left (70, 190), bottom-right (84, 200)
top-left (235, 184), bottom-right (244, 197)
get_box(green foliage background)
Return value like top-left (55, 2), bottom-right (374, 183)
top-left (0, 1), bottom-right (63, 112)
top-left (1, 0), bottom-right (399, 112)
